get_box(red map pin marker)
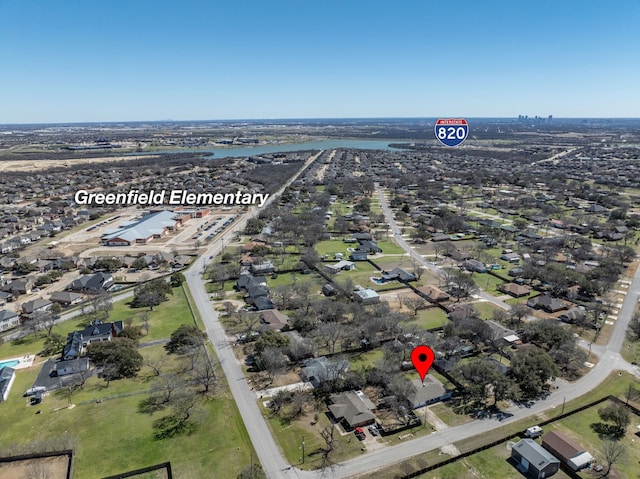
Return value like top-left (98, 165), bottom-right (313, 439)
top-left (411, 345), bottom-right (435, 382)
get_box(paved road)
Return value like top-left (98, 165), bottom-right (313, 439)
top-left (184, 169), bottom-right (640, 479)
top-left (184, 152), bottom-right (323, 479)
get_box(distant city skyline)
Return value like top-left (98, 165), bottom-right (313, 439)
top-left (1, 0), bottom-right (639, 123)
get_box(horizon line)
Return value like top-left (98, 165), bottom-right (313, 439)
top-left (2, 115), bottom-right (640, 127)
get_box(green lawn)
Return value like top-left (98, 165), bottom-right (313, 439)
top-left (349, 349), bottom-right (384, 371)
top-left (0, 286), bottom-right (255, 479)
top-left (429, 402), bottom-right (473, 427)
top-left (622, 336), bottom-right (640, 364)
top-left (407, 307), bottom-right (448, 331)
top-left (475, 273), bottom-right (507, 296)
top-left (473, 302), bottom-right (501, 320)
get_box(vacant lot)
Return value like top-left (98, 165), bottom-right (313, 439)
top-left (0, 455), bottom-right (71, 479)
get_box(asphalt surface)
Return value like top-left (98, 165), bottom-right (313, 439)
top-left (183, 171), bottom-right (640, 479)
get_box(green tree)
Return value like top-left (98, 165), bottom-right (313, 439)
top-left (42, 332), bottom-right (65, 356)
top-left (131, 257), bottom-right (148, 270)
top-left (132, 278), bottom-right (172, 309)
top-left (87, 338), bottom-right (143, 385)
top-left (598, 403), bottom-right (630, 432)
top-left (510, 346), bottom-right (558, 398)
top-left (170, 272), bottom-right (185, 287)
top-left (165, 324), bottom-right (205, 354)
top-left (253, 330), bottom-right (290, 354)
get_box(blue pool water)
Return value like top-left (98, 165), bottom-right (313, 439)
top-left (0, 359), bottom-right (19, 369)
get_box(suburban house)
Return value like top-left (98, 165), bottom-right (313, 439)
top-left (2, 279), bottom-right (33, 296)
top-left (501, 252), bottom-right (521, 263)
top-left (253, 296), bottom-right (275, 311)
top-left (353, 288), bottom-right (380, 305)
top-left (541, 431), bottom-right (594, 471)
top-left (450, 249), bottom-right (473, 261)
top-left (356, 240), bottom-right (382, 254)
top-left (510, 438), bottom-right (560, 479)
top-left (486, 320), bottom-right (521, 347)
top-left (499, 282), bottom-right (532, 297)
top-left (0, 309), bottom-right (20, 332)
top-left (0, 366), bottom-right (16, 401)
top-left (301, 356), bottom-right (350, 386)
top-left (325, 260), bottom-right (356, 274)
top-left (56, 357), bottom-right (90, 377)
top-left (63, 320), bottom-right (124, 360)
top-left (236, 273), bottom-right (269, 299)
top-left (68, 272), bottom-right (114, 293)
top-left (419, 285), bottom-right (450, 302)
top-left (406, 376), bottom-right (452, 409)
top-left (249, 261), bottom-right (275, 275)
top-left (462, 259), bottom-right (488, 273)
top-left (527, 294), bottom-right (568, 313)
top-left (257, 309), bottom-right (290, 331)
top-left (49, 291), bottom-right (84, 307)
top-left (0, 291), bottom-right (14, 304)
top-left (558, 307), bottom-right (587, 324)
top-left (328, 391), bottom-right (377, 429)
top-left (21, 298), bottom-right (53, 315)
top-left (349, 250), bottom-right (368, 261)
top-left (381, 268), bottom-right (417, 282)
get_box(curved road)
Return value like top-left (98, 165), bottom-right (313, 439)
top-left (184, 166), bottom-right (640, 479)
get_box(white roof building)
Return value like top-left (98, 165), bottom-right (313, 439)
top-left (101, 211), bottom-right (182, 246)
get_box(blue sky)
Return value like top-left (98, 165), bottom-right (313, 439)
top-left (1, 0), bottom-right (638, 123)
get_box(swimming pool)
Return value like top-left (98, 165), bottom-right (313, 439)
top-left (0, 359), bottom-right (20, 369)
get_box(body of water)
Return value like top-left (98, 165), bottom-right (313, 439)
top-left (0, 359), bottom-right (19, 369)
top-left (140, 139), bottom-right (407, 159)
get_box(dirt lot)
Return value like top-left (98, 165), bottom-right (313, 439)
top-left (0, 154), bottom-right (159, 172)
top-left (0, 455), bottom-right (71, 479)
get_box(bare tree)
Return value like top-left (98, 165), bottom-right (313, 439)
top-left (319, 424), bottom-right (338, 471)
top-left (190, 352), bottom-right (217, 394)
top-left (600, 438), bottom-right (626, 478)
top-left (89, 291), bottom-right (113, 322)
top-left (405, 297), bottom-right (426, 316)
top-left (259, 347), bottom-right (287, 383)
top-left (509, 303), bottom-right (530, 327)
top-left (140, 311), bottom-right (150, 336)
top-left (314, 322), bottom-right (345, 354)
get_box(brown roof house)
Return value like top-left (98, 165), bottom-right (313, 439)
top-left (258, 309), bottom-right (290, 331)
top-left (419, 285), bottom-right (450, 302)
top-left (542, 431), bottom-right (594, 471)
top-left (328, 391), bottom-right (376, 429)
top-left (499, 282), bottom-right (531, 297)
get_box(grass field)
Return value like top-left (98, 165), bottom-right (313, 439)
top-left (0, 286), bottom-right (255, 479)
top-left (406, 307), bottom-right (448, 331)
top-left (473, 301), bottom-right (501, 320)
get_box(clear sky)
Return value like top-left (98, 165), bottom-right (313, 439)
top-left (1, 0), bottom-right (638, 123)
